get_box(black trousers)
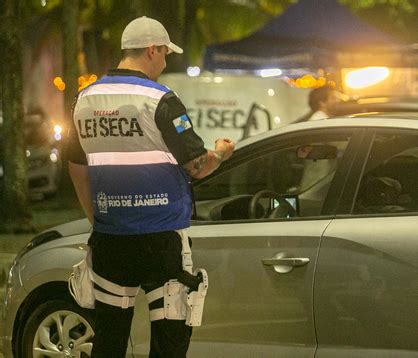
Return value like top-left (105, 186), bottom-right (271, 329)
top-left (88, 230), bottom-right (193, 358)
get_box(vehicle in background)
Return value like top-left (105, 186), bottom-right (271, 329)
top-left (0, 108), bottom-right (63, 199)
top-left (2, 113), bottom-right (418, 357)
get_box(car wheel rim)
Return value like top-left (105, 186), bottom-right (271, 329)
top-left (32, 309), bottom-right (94, 357)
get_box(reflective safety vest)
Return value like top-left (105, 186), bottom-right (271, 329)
top-left (73, 75), bottom-right (192, 235)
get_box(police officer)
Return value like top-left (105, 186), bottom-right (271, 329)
top-left (67, 16), bottom-right (235, 358)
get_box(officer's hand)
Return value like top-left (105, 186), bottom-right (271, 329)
top-left (215, 138), bottom-right (235, 161)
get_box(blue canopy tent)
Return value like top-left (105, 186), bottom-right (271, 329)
top-left (204, 0), bottom-right (417, 70)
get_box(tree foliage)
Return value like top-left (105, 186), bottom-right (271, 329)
top-left (22, 0), bottom-right (417, 70)
top-left (0, 0), bottom-right (33, 232)
top-left (342, 0), bottom-right (418, 43)
top-left (63, 0), bottom-right (79, 120)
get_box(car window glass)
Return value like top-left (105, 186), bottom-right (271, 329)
top-left (354, 132), bottom-right (418, 215)
top-left (194, 135), bottom-right (351, 221)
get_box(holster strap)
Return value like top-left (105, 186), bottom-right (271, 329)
top-left (94, 289), bottom-right (136, 309)
top-left (146, 287), bottom-right (164, 304)
top-left (149, 308), bottom-right (165, 321)
top-left (91, 271), bottom-right (139, 297)
top-left (176, 229), bottom-right (193, 274)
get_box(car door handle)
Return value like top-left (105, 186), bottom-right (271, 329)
top-left (262, 252), bottom-right (310, 273)
top-left (262, 257), bottom-right (310, 267)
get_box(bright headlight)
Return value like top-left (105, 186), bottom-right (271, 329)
top-left (54, 125), bottom-right (62, 135)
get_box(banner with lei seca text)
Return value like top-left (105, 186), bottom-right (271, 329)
top-left (160, 73), bottom-right (309, 148)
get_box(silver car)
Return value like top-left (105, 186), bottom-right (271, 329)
top-left (2, 113), bottom-right (418, 357)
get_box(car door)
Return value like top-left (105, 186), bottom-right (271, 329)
top-left (183, 129), bottom-right (358, 357)
top-left (315, 127), bottom-right (418, 357)
top-left (129, 128), bottom-right (359, 357)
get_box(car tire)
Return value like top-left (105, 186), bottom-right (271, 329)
top-left (21, 298), bottom-right (95, 357)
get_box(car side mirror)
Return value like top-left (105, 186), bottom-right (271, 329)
top-left (297, 144), bottom-right (338, 160)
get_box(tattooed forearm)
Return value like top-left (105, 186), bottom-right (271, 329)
top-left (184, 150), bottom-right (225, 179)
top-left (192, 153), bottom-right (208, 173)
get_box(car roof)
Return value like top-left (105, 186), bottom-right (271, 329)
top-left (335, 96), bottom-right (418, 115)
top-left (341, 96), bottom-right (418, 106)
top-left (349, 112), bottom-right (418, 120)
top-left (237, 114), bottom-right (418, 150)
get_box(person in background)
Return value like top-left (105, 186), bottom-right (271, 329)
top-left (308, 86), bottom-right (340, 120)
top-left (294, 86), bottom-right (341, 123)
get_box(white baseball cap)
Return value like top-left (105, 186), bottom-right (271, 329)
top-left (121, 16), bottom-right (183, 54)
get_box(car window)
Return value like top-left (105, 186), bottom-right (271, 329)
top-left (193, 134), bottom-right (351, 221)
top-left (353, 131), bottom-right (418, 215)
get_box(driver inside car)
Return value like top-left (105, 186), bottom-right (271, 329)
top-left (356, 176), bottom-right (405, 213)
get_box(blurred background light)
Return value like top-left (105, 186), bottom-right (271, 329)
top-left (50, 153), bottom-right (58, 162)
top-left (187, 66), bottom-right (201, 77)
top-left (53, 124), bottom-right (62, 141)
top-left (286, 74), bottom-right (328, 89)
top-left (78, 74), bottom-right (98, 91)
top-left (345, 67), bottom-right (390, 89)
top-left (53, 77), bottom-right (63, 87)
top-left (54, 124), bottom-right (62, 135)
top-left (258, 68), bottom-right (282, 77)
top-left (53, 77), bottom-right (66, 91)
